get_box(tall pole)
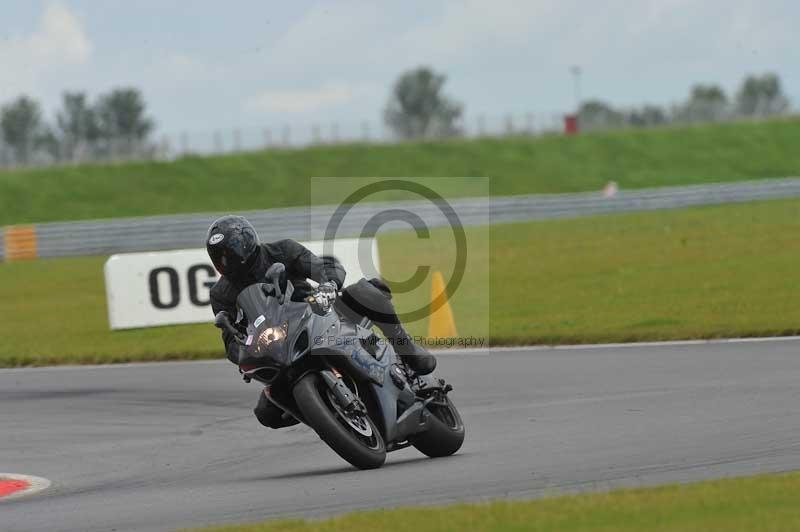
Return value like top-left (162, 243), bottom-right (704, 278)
top-left (570, 65), bottom-right (582, 112)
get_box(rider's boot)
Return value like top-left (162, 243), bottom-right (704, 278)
top-left (254, 389), bottom-right (299, 429)
top-left (375, 321), bottom-right (437, 375)
top-left (338, 277), bottom-right (437, 375)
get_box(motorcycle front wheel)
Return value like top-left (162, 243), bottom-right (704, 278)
top-left (293, 373), bottom-right (386, 470)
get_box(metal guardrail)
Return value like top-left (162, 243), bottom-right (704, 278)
top-left (2, 177), bottom-right (800, 260)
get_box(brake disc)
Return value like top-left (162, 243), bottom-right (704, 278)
top-left (326, 389), bottom-right (373, 437)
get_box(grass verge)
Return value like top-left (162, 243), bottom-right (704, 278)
top-left (2, 118), bottom-right (800, 225)
top-left (189, 472), bottom-right (800, 531)
top-left (1, 197), bottom-right (800, 366)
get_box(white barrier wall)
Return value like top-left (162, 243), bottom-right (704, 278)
top-left (104, 238), bottom-right (380, 329)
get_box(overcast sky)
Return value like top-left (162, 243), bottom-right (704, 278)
top-left (1, 0), bottom-right (797, 137)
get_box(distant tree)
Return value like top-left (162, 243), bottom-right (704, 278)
top-left (577, 100), bottom-right (624, 131)
top-left (384, 67), bottom-right (463, 139)
top-left (675, 84), bottom-right (729, 123)
top-left (735, 73), bottom-right (790, 117)
top-left (56, 92), bottom-right (100, 159)
top-left (96, 88), bottom-right (154, 141)
top-left (0, 96), bottom-right (45, 164)
top-left (626, 105), bottom-right (668, 127)
top-left (37, 125), bottom-right (62, 161)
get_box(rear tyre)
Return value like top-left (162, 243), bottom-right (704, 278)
top-left (293, 373), bottom-right (386, 470)
top-left (411, 395), bottom-right (465, 458)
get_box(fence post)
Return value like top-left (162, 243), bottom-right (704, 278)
top-left (233, 129), bottom-right (242, 152)
top-left (160, 135), bottom-right (171, 160)
top-left (525, 113), bottom-right (534, 135)
top-left (263, 128), bottom-right (272, 148)
top-left (282, 125), bottom-right (291, 146)
top-left (505, 115), bottom-right (514, 136)
top-left (452, 115), bottom-right (464, 138)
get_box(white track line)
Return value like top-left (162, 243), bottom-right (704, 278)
top-left (2, 336), bottom-right (799, 373)
top-left (0, 474), bottom-right (51, 501)
top-left (437, 335), bottom-right (800, 355)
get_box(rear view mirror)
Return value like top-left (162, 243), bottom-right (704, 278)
top-left (264, 262), bottom-right (286, 303)
top-left (214, 311), bottom-right (231, 329)
top-left (214, 311), bottom-right (239, 337)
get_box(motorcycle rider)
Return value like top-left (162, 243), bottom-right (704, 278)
top-left (206, 215), bottom-right (437, 429)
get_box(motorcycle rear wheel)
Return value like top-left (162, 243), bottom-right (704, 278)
top-left (293, 373), bottom-right (386, 470)
top-left (411, 395), bottom-right (465, 457)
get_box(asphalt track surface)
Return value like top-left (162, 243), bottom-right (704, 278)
top-left (3, 340), bottom-right (800, 531)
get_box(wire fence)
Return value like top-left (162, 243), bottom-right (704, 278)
top-left (0, 136), bottom-right (161, 169)
top-left (0, 111), bottom-right (569, 170)
top-left (165, 111), bottom-right (568, 156)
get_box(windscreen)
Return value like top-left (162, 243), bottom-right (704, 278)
top-left (235, 282), bottom-right (310, 366)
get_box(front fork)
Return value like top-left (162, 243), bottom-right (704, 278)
top-left (319, 369), bottom-right (364, 414)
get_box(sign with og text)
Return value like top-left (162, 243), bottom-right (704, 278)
top-left (104, 238), bottom-right (379, 330)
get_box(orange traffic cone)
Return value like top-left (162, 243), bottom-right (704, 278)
top-left (427, 271), bottom-right (457, 339)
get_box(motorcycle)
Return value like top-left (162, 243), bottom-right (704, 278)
top-left (214, 262), bottom-right (465, 470)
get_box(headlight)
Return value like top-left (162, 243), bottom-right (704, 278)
top-left (258, 322), bottom-right (287, 348)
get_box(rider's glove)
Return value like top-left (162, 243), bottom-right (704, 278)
top-left (308, 281), bottom-right (337, 314)
top-left (318, 281), bottom-right (338, 299)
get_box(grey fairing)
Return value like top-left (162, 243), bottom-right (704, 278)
top-left (236, 282), bottom-right (335, 367)
top-left (310, 319), bottom-right (388, 384)
top-left (310, 323), bottom-right (406, 441)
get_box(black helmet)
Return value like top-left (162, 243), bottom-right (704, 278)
top-left (206, 215), bottom-right (260, 280)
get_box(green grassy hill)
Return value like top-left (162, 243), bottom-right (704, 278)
top-left (2, 118), bottom-right (800, 225)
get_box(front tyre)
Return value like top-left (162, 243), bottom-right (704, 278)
top-left (293, 373), bottom-right (386, 470)
top-left (411, 395), bottom-right (465, 457)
